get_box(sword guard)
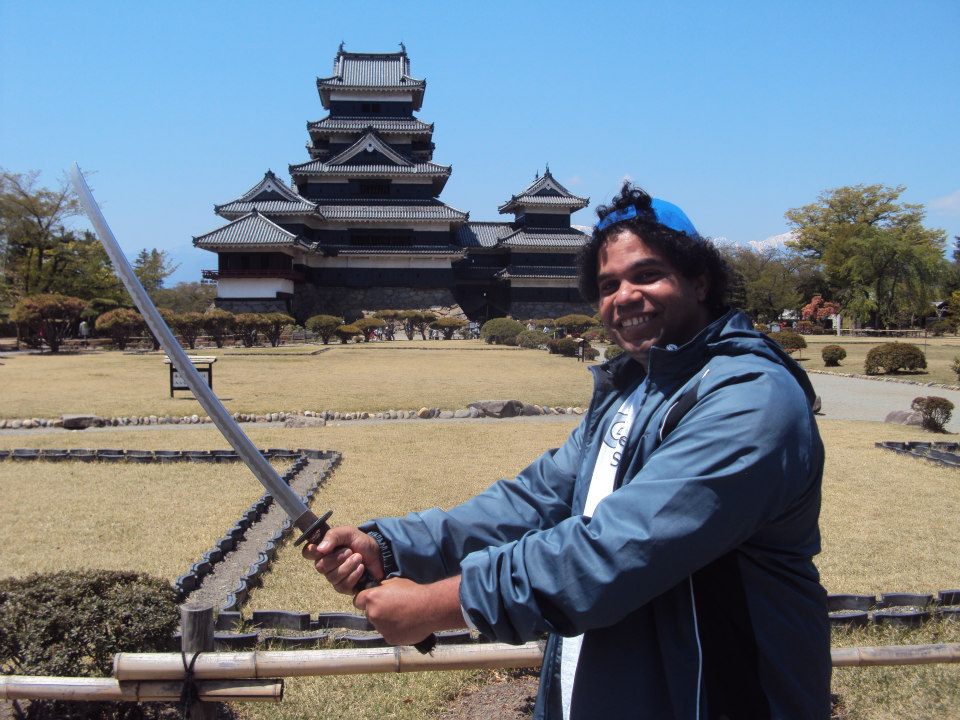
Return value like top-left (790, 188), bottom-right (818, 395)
top-left (293, 510), bottom-right (334, 546)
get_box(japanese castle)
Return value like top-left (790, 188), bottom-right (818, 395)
top-left (194, 45), bottom-right (594, 322)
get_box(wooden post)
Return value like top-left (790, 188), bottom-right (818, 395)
top-left (181, 604), bottom-right (216, 720)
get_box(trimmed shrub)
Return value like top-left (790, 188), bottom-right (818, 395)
top-left (864, 342), bottom-right (927, 375)
top-left (951, 356), bottom-right (960, 382)
top-left (581, 327), bottom-right (607, 343)
top-left (11, 293), bottom-right (86, 353)
top-left (354, 316), bottom-right (385, 342)
top-left (605, 344), bottom-right (625, 361)
top-left (0, 570), bottom-right (177, 718)
top-left (480, 317), bottom-right (525, 345)
top-left (821, 344), bottom-right (847, 367)
top-left (430, 316), bottom-right (467, 340)
top-left (555, 313), bottom-right (598, 336)
top-left (547, 337), bottom-right (579, 357)
top-left (927, 319), bottom-right (952, 337)
top-left (772, 331), bottom-right (807, 356)
top-left (234, 313), bottom-right (271, 347)
top-left (516, 329), bottom-right (551, 349)
top-left (306, 314), bottom-right (344, 344)
top-left (172, 311), bottom-right (204, 349)
top-left (911, 396), bottom-right (954, 432)
top-left (202, 308), bottom-right (234, 348)
top-left (95, 308), bottom-right (143, 350)
top-left (335, 323), bottom-right (361, 343)
top-left (583, 344), bottom-right (600, 361)
top-left (262, 312), bottom-right (295, 347)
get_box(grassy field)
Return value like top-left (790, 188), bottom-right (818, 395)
top-left (2, 417), bottom-right (957, 719)
top-left (0, 340), bottom-right (596, 419)
top-left (4, 334), bottom-right (960, 422)
top-left (794, 334), bottom-right (960, 385)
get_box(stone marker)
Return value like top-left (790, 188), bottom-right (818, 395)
top-left (284, 416), bottom-right (326, 428)
top-left (884, 410), bottom-right (923, 426)
top-left (468, 399), bottom-right (524, 418)
top-left (61, 414), bottom-right (103, 430)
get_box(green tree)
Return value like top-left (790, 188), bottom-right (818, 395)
top-left (723, 245), bottom-right (801, 323)
top-left (786, 184), bottom-right (946, 328)
top-left (0, 170), bottom-right (79, 294)
top-left (305, 314), bottom-right (344, 344)
top-left (10, 293), bottom-right (85, 353)
top-left (133, 248), bottom-right (179, 296)
top-left (154, 281), bottom-right (217, 313)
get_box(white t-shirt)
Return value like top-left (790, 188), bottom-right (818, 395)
top-left (560, 379), bottom-right (648, 719)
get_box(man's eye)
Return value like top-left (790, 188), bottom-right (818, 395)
top-left (599, 282), bottom-right (618, 296)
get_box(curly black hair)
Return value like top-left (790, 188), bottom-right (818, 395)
top-left (577, 182), bottom-right (729, 314)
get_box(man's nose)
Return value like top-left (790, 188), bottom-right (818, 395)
top-left (615, 281), bottom-right (644, 305)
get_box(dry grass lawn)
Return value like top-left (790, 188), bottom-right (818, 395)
top-left (1, 413), bottom-right (958, 718)
top-left (0, 340), bottom-right (595, 419)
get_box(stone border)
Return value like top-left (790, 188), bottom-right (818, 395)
top-left (876, 441), bottom-right (960, 468)
top-left (806, 368), bottom-right (960, 392)
top-left (0, 401), bottom-right (587, 431)
top-left (827, 589), bottom-right (960, 629)
top-left (181, 588), bottom-right (960, 650)
top-left (170, 451), bottom-right (341, 609)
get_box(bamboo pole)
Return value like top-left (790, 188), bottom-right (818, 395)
top-left (113, 640), bottom-right (960, 682)
top-left (0, 676), bottom-right (283, 703)
top-left (831, 642), bottom-right (960, 667)
top-left (114, 642), bottom-right (546, 681)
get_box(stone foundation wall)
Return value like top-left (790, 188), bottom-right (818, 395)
top-left (291, 285), bottom-right (461, 322)
top-left (215, 298), bottom-right (290, 315)
top-left (509, 300), bottom-right (597, 321)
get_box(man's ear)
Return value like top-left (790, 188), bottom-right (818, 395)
top-left (694, 273), bottom-right (709, 303)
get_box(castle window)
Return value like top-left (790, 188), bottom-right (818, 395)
top-left (361, 102), bottom-right (381, 114)
top-left (359, 181), bottom-right (391, 197)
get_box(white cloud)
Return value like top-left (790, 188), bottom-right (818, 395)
top-left (929, 190), bottom-right (960, 215)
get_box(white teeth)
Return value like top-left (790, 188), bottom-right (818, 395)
top-left (621, 315), bottom-right (650, 328)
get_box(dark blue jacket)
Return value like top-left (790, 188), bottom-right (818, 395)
top-left (370, 310), bottom-right (831, 718)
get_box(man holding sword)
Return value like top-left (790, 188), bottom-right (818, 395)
top-left (305, 182), bottom-right (831, 720)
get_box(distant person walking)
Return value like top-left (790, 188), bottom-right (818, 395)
top-left (79, 320), bottom-right (90, 348)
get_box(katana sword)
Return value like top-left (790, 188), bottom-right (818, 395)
top-left (70, 164), bottom-right (436, 653)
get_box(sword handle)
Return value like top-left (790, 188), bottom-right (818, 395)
top-left (354, 571), bottom-right (438, 654)
top-left (297, 511), bottom-right (437, 654)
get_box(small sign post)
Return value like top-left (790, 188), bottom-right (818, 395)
top-left (165, 356), bottom-right (217, 398)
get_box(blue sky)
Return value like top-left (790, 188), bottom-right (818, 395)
top-left (2, 0), bottom-right (958, 284)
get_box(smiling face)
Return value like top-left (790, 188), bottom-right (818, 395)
top-left (597, 230), bottom-right (713, 369)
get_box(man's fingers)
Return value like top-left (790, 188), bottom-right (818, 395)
top-left (317, 551), bottom-right (365, 595)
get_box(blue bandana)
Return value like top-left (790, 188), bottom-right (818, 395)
top-left (595, 198), bottom-right (699, 237)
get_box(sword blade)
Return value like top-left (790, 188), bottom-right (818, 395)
top-left (70, 164), bottom-right (320, 536)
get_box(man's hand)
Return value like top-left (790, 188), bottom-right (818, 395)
top-left (354, 575), bottom-right (465, 646)
top-left (301, 526), bottom-right (384, 594)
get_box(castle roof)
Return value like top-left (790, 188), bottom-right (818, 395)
top-left (457, 222), bottom-right (514, 249)
top-left (499, 227), bottom-right (590, 249)
top-left (314, 198), bottom-right (468, 223)
top-left (214, 171), bottom-right (320, 220)
top-left (291, 130), bottom-right (451, 185)
top-left (498, 168), bottom-right (589, 215)
top-left (497, 265), bottom-right (580, 280)
top-left (193, 210), bottom-right (311, 250)
top-left (316, 46), bottom-right (425, 110)
top-left (307, 116), bottom-right (434, 136)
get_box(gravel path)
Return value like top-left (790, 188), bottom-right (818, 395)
top-left (186, 457), bottom-right (335, 609)
top-left (806, 372), bottom-right (960, 432)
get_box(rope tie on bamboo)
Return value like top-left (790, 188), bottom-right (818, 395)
top-left (179, 650), bottom-right (202, 718)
